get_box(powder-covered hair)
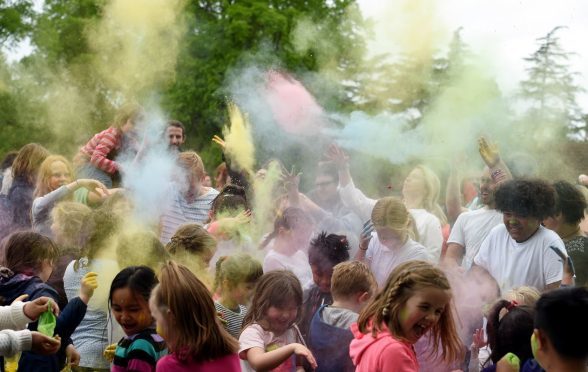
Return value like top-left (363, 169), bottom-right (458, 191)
top-left (112, 103), bottom-right (144, 130)
top-left (178, 151), bottom-right (205, 180)
top-left (242, 270), bottom-right (303, 331)
top-left (166, 223), bottom-right (217, 260)
top-left (331, 261), bottom-right (377, 300)
top-left (504, 286), bottom-right (540, 307)
top-left (412, 165), bottom-right (448, 225)
top-left (51, 201), bottom-right (92, 249)
top-left (357, 260), bottom-right (462, 363)
top-left (11, 143), bottom-right (50, 185)
top-left (552, 180), bottom-right (587, 225)
top-left (151, 261), bottom-right (238, 362)
top-left (213, 253), bottom-right (263, 293)
top-left (116, 230), bottom-right (170, 272)
top-left (210, 184), bottom-right (249, 218)
top-left (371, 197), bottom-right (419, 241)
top-left (308, 232), bottom-right (350, 272)
top-left (34, 155), bottom-right (74, 198)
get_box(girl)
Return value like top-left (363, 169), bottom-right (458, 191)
top-left (213, 254), bottom-right (263, 338)
top-left (327, 144), bottom-right (444, 261)
top-left (261, 207), bottom-right (314, 289)
top-left (165, 223), bottom-right (217, 286)
top-left (350, 260), bottom-right (462, 372)
top-left (300, 232), bottom-right (350, 339)
top-left (149, 261), bottom-right (240, 371)
top-left (32, 155), bottom-right (108, 237)
top-left (6, 143), bottom-right (49, 230)
top-left (356, 197), bottom-right (429, 288)
top-left (0, 231), bottom-right (97, 371)
top-left (74, 103), bottom-right (143, 188)
top-left (239, 270), bottom-right (317, 372)
top-left (109, 266), bottom-right (166, 372)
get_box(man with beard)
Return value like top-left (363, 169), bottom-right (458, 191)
top-left (166, 120), bottom-right (186, 152)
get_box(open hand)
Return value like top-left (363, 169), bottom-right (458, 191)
top-left (325, 143), bottom-right (349, 169)
top-left (478, 137), bottom-right (500, 168)
top-left (212, 135), bottom-right (226, 150)
top-left (471, 328), bottom-right (486, 350)
top-left (76, 179), bottom-right (109, 195)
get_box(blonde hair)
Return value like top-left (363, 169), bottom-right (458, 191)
top-left (152, 261), bottom-right (238, 362)
top-left (371, 197), bottom-right (419, 241)
top-left (178, 151), bottom-right (205, 180)
top-left (11, 143), bottom-right (50, 185)
top-left (357, 260), bottom-right (463, 363)
top-left (51, 201), bottom-right (92, 248)
top-left (166, 223), bottom-right (217, 260)
top-left (413, 165), bottom-right (448, 225)
top-left (34, 155), bottom-right (74, 198)
top-left (504, 286), bottom-right (540, 307)
top-left (331, 261), bottom-right (377, 300)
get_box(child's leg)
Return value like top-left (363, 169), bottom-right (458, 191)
top-left (76, 164), bottom-right (113, 188)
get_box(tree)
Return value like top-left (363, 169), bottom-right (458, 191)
top-left (0, 0), bottom-right (33, 45)
top-left (519, 26), bottom-right (585, 140)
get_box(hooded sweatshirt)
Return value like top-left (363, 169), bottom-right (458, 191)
top-left (349, 322), bottom-right (418, 372)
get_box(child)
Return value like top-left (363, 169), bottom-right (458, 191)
top-left (213, 254), bottom-right (263, 338)
top-left (109, 266), bottom-right (166, 372)
top-left (356, 197), bottom-right (429, 288)
top-left (530, 287), bottom-right (588, 372)
top-left (308, 261), bottom-right (377, 372)
top-left (239, 270), bottom-right (317, 372)
top-left (75, 103), bottom-right (143, 188)
top-left (261, 208), bottom-right (314, 289)
top-left (32, 155), bottom-right (108, 237)
top-left (300, 232), bottom-right (350, 339)
top-left (350, 260), bottom-right (462, 372)
top-left (0, 231), bottom-right (97, 371)
top-left (149, 261), bottom-right (240, 371)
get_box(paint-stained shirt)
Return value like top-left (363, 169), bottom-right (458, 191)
top-left (112, 328), bottom-right (167, 372)
top-left (79, 127), bottom-right (121, 174)
top-left (159, 186), bottom-right (219, 244)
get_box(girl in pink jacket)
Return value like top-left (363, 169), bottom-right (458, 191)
top-left (349, 260), bottom-right (463, 372)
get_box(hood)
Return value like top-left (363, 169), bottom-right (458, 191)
top-left (349, 322), bottom-right (393, 366)
top-left (0, 272), bottom-right (45, 305)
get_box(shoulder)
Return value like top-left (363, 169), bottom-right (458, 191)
top-left (128, 330), bottom-right (166, 354)
top-left (199, 187), bottom-right (219, 200)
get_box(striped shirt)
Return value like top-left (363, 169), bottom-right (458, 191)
top-left (159, 187), bottom-right (219, 244)
top-left (79, 127), bottom-right (121, 174)
top-left (112, 328), bottom-right (167, 372)
top-left (215, 301), bottom-right (247, 339)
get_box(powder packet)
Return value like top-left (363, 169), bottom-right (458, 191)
top-left (37, 299), bottom-right (57, 337)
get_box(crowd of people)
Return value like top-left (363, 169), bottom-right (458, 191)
top-left (0, 104), bottom-right (586, 372)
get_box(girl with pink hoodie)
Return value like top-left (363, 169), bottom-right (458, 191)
top-left (349, 260), bottom-right (463, 372)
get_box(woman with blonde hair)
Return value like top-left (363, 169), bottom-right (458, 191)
top-left (355, 197), bottom-right (429, 287)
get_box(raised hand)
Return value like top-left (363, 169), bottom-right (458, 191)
top-left (478, 137), bottom-right (500, 168)
top-left (325, 143), bottom-right (349, 169)
top-left (80, 272), bottom-right (98, 304)
top-left (212, 135), bottom-right (226, 150)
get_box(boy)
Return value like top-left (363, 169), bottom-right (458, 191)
top-left (307, 261), bottom-right (377, 372)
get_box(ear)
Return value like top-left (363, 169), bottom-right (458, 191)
top-left (357, 291), bottom-right (371, 304)
top-left (278, 226), bottom-right (290, 236)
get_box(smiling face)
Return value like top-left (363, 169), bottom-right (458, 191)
top-left (479, 167), bottom-right (497, 206)
top-left (166, 126), bottom-right (184, 149)
top-left (399, 287), bottom-right (451, 344)
top-left (48, 161), bottom-right (71, 191)
top-left (503, 211), bottom-right (540, 242)
top-left (111, 287), bottom-right (153, 336)
top-left (263, 301), bottom-right (298, 335)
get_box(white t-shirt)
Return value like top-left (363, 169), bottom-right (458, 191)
top-left (239, 323), bottom-right (300, 372)
top-left (447, 208), bottom-right (503, 269)
top-left (366, 232), bottom-right (430, 288)
top-left (263, 249), bottom-right (313, 290)
top-left (409, 209), bottom-right (443, 262)
top-left (474, 225), bottom-right (566, 293)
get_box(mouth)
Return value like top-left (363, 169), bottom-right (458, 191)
top-left (413, 323), bottom-right (428, 338)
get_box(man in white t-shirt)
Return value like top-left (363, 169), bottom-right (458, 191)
top-left (445, 167), bottom-right (503, 269)
top-left (472, 179), bottom-right (566, 293)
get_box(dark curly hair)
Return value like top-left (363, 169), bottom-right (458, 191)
top-left (552, 180), bottom-right (587, 225)
top-left (494, 179), bottom-right (555, 220)
top-left (308, 231), bottom-right (350, 271)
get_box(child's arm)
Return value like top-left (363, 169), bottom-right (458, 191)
top-left (245, 343), bottom-right (316, 372)
top-left (90, 130), bottom-right (121, 175)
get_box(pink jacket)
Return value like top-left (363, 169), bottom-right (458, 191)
top-left (349, 322), bottom-right (419, 372)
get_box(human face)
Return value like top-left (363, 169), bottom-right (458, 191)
top-left (226, 281), bottom-right (257, 306)
top-left (503, 211), bottom-right (540, 242)
top-left (111, 288), bottom-right (153, 336)
top-left (166, 126), bottom-right (184, 149)
top-left (402, 168), bottom-right (427, 199)
top-left (399, 287), bottom-right (451, 344)
top-left (263, 301), bottom-right (298, 335)
top-left (314, 175), bottom-right (338, 204)
top-left (542, 214), bottom-right (562, 233)
top-left (49, 161), bottom-right (71, 191)
top-left (149, 295), bottom-right (169, 339)
top-left (376, 227), bottom-right (407, 250)
top-left (39, 259), bottom-right (54, 282)
top-left (292, 222), bottom-right (313, 249)
top-left (479, 167), bottom-right (496, 206)
top-left (310, 264), bottom-right (333, 293)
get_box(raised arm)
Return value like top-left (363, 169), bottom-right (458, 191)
top-left (478, 137), bottom-right (512, 185)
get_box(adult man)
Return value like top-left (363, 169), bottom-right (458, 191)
top-left (166, 120), bottom-right (185, 152)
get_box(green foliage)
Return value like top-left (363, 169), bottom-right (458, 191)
top-left (0, 0), bottom-right (33, 44)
